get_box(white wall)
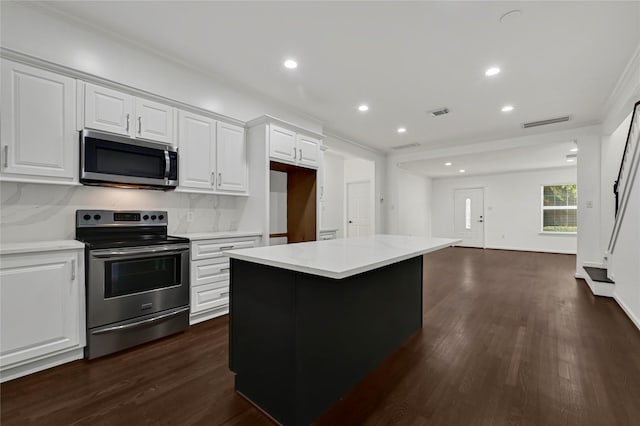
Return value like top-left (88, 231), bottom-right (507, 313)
top-left (0, 183), bottom-right (241, 242)
top-left (386, 163), bottom-right (431, 237)
top-left (575, 134), bottom-right (603, 268)
top-left (0, 2), bottom-right (322, 132)
top-left (323, 134), bottom-right (386, 234)
top-left (431, 167), bottom-right (578, 254)
top-left (269, 171), bottom-right (287, 235)
top-left (320, 152), bottom-right (345, 237)
top-left (611, 167), bottom-right (640, 330)
top-left (600, 113), bottom-right (632, 256)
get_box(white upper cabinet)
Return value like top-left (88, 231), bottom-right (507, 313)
top-left (84, 83), bottom-right (175, 144)
top-left (296, 134), bottom-right (320, 169)
top-left (268, 123), bottom-right (321, 169)
top-left (178, 111), bottom-right (216, 191)
top-left (216, 121), bottom-right (247, 192)
top-left (1, 59), bottom-right (77, 183)
top-left (177, 110), bottom-right (248, 195)
top-left (84, 83), bottom-right (133, 136)
top-left (269, 125), bottom-right (297, 164)
top-left (134, 97), bottom-right (175, 144)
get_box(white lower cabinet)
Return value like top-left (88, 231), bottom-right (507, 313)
top-left (188, 236), bottom-right (259, 325)
top-left (0, 246), bottom-right (85, 382)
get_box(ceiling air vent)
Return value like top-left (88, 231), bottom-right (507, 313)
top-left (429, 107), bottom-right (450, 117)
top-left (522, 115), bottom-right (571, 129)
top-left (391, 143), bottom-right (420, 150)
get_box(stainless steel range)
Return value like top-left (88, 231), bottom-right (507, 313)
top-left (76, 210), bottom-right (190, 359)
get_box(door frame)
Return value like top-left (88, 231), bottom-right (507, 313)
top-left (346, 179), bottom-right (373, 238)
top-left (453, 186), bottom-right (486, 248)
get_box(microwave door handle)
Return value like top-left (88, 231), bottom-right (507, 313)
top-left (164, 150), bottom-right (170, 179)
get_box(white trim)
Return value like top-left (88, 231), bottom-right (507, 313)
top-left (539, 231), bottom-right (577, 236)
top-left (602, 41), bottom-right (640, 134)
top-left (323, 129), bottom-right (386, 156)
top-left (0, 47), bottom-right (247, 128)
top-left (614, 293), bottom-right (640, 331)
top-left (485, 245), bottom-right (576, 255)
top-left (246, 115), bottom-right (324, 139)
top-left (583, 260), bottom-right (606, 268)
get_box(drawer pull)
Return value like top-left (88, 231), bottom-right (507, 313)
top-left (220, 267), bottom-right (230, 272)
top-left (219, 246), bottom-right (234, 250)
top-left (221, 292), bottom-right (230, 298)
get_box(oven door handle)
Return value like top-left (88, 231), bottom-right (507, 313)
top-left (91, 244), bottom-right (190, 258)
top-left (91, 307), bottom-right (189, 335)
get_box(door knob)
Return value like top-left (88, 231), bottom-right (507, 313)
top-left (348, 220), bottom-right (353, 224)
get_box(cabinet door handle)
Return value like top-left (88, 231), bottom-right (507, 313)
top-left (138, 116), bottom-right (142, 135)
top-left (71, 259), bottom-right (76, 281)
top-left (211, 172), bottom-right (215, 186)
top-left (218, 172), bottom-right (222, 186)
top-left (220, 267), bottom-right (230, 273)
top-left (299, 148), bottom-right (302, 160)
top-left (125, 113), bottom-right (130, 132)
top-left (3, 145), bottom-right (8, 168)
top-left (292, 147), bottom-right (296, 159)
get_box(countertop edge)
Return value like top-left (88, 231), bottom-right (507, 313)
top-left (0, 240), bottom-right (86, 255)
top-left (226, 238), bottom-right (459, 279)
top-left (173, 231), bottom-right (262, 240)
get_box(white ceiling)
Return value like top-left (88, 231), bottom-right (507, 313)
top-left (400, 141), bottom-right (578, 178)
top-left (45, 1), bottom-right (640, 152)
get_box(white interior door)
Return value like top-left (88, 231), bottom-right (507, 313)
top-left (347, 181), bottom-right (372, 238)
top-left (454, 188), bottom-right (485, 248)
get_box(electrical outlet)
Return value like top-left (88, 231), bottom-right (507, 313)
top-left (186, 211), bottom-right (194, 222)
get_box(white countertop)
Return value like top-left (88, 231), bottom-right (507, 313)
top-left (225, 234), bottom-right (460, 279)
top-left (173, 231), bottom-right (262, 241)
top-left (0, 240), bottom-right (85, 255)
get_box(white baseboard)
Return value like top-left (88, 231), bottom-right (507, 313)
top-left (576, 268), bottom-right (614, 298)
top-left (614, 293), bottom-right (640, 331)
top-left (0, 347), bottom-right (84, 383)
top-left (485, 245), bottom-right (576, 255)
top-left (189, 306), bottom-right (228, 326)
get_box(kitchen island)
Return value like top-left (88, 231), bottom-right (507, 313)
top-left (225, 235), bottom-right (459, 425)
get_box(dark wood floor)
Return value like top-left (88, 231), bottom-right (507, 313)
top-left (2, 248), bottom-right (640, 425)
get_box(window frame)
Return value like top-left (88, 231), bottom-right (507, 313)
top-left (540, 184), bottom-right (578, 235)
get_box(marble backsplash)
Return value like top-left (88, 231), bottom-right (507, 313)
top-left (0, 182), bottom-right (245, 243)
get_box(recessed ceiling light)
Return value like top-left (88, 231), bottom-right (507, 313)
top-left (397, 127), bottom-right (406, 133)
top-left (501, 105), bottom-right (514, 112)
top-left (566, 158), bottom-right (575, 162)
top-left (284, 59), bottom-right (298, 69)
top-left (570, 147), bottom-right (578, 152)
top-left (358, 104), bottom-right (369, 112)
top-left (485, 67), bottom-right (501, 77)
top-left (445, 162), bottom-right (452, 166)
top-left (459, 169), bottom-right (466, 173)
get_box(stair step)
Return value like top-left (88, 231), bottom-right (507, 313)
top-left (584, 267), bottom-right (615, 284)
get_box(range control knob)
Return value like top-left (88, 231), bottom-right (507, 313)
top-left (158, 214), bottom-right (165, 220)
top-left (83, 214), bottom-right (91, 221)
top-left (150, 215), bottom-right (157, 220)
top-left (93, 214), bottom-right (101, 221)
top-left (143, 215), bottom-right (149, 220)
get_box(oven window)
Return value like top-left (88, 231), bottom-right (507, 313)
top-left (105, 255), bottom-right (181, 298)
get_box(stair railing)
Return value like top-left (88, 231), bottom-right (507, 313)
top-left (608, 100), bottom-right (640, 254)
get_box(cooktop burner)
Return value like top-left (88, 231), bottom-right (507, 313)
top-left (75, 210), bottom-right (189, 249)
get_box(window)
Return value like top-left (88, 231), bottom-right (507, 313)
top-left (542, 185), bottom-right (577, 233)
top-left (465, 198), bottom-right (471, 230)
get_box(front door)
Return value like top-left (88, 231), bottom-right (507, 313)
top-left (454, 188), bottom-right (484, 248)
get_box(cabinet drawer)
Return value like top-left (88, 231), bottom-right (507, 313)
top-left (191, 259), bottom-right (230, 287)
top-left (191, 237), bottom-right (257, 261)
top-left (191, 282), bottom-right (229, 314)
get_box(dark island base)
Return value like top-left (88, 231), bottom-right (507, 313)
top-left (229, 256), bottom-right (424, 426)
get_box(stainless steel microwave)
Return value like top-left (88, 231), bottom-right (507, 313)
top-left (80, 129), bottom-right (178, 190)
